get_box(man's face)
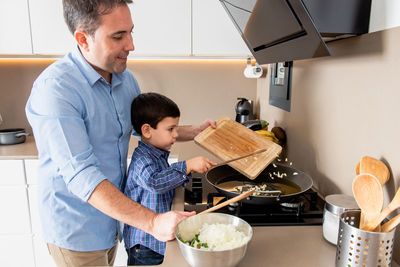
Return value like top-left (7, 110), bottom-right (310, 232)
top-left (84, 4), bottom-right (134, 79)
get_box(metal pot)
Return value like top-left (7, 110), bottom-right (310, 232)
top-left (206, 163), bottom-right (313, 205)
top-left (0, 128), bottom-right (30, 145)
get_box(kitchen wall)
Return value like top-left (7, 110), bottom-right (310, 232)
top-left (0, 59), bottom-right (256, 160)
top-left (257, 26), bottom-right (400, 262)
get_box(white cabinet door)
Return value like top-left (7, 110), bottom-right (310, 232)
top-left (114, 240), bottom-right (128, 266)
top-left (28, 184), bottom-right (41, 235)
top-left (0, 186), bottom-right (31, 234)
top-left (192, 0), bottom-right (250, 56)
top-left (25, 159), bottom-right (39, 185)
top-left (0, 160), bottom-right (26, 185)
top-left (128, 0), bottom-right (191, 57)
top-left (0, 235), bottom-right (35, 267)
top-left (29, 0), bottom-right (75, 55)
top-left (33, 234), bottom-right (56, 267)
top-left (0, 0), bottom-right (32, 54)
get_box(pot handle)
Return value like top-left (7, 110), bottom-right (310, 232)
top-left (15, 133), bottom-right (30, 138)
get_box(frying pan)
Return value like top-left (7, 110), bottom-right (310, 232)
top-left (0, 128), bottom-right (30, 145)
top-left (206, 163), bottom-right (313, 205)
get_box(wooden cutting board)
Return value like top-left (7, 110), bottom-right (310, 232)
top-left (194, 116), bottom-right (282, 179)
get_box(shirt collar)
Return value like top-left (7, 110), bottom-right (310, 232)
top-left (139, 141), bottom-right (170, 159)
top-left (70, 46), bottom-right (123, 88)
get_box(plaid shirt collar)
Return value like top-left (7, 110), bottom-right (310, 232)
top-left (138, 141), bottom-right (170, 160)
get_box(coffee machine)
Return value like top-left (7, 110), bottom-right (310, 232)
top-left (235, 97), bottom-right (254, 123)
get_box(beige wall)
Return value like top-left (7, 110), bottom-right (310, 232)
top-left (0, 58), bottom-right (256, 160)
top-left (257, 26), bottom-right (400, 262)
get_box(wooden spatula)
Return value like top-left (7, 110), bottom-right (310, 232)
top-left (199, 188), bottom-right (256, 214)
top-left (362, 187), bottom-right (400, 232)
top-left (352, 174), bottom-right (383, 231)
top-left (381, 213), bottom-right (400, 232)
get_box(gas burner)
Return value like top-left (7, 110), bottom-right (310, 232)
top-left (187, 189), bottom-right (325, 227)
top-left (280, 200), bottom-right (304, 209)
top-left (228, 201), bottom-right (239, 211)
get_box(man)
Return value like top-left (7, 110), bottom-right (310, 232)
top-left (25, 0), bottom-right (214, 266)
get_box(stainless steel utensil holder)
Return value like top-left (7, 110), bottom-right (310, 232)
top-left (336, 210), bottom-right (395, 267)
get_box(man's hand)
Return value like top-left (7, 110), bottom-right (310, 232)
top-left (195, 119), bottom-right (216, 136)
top-left (176, 119), bottom-right (216, 141)
top-left (151, 211), bottom-right (196, 241)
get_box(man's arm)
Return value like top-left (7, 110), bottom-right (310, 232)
top-left (87, 180), bottom-right (194, 242)
top-left (176, 120), bottom-right (216, 141)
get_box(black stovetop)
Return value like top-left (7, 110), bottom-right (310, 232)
top-left (206, 189), bottom-right (324, 226)
top-left (184, 176), bottom-right (324, 226)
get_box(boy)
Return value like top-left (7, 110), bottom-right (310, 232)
top-left (123, 92), bottom-right (216, 265)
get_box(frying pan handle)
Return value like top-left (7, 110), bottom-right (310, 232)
top-left (15, 133), bottom-right (30, 138)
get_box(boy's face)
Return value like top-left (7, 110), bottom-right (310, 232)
top-left (147, 117), bottom-right (179, 151)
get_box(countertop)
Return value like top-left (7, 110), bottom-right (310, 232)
top-left (150, 187), bottom-right (339, 267)
top-left (0, 136), bottom-right (139, 160)
top-left (2, 137), bottom-right (399, 267)
top-left (0, 136), bottom-right (38, 159)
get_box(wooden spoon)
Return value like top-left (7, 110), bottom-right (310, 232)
top-left (356, 157), bottom-right (390, 228)
top-left (352, 174), bottom-right (383, 231)
top-left (199, 188), bottom-right (256, 214)
top-left (360, 156), bottom-right (390, 185)
top-left (381, 213), bottom-right (400, 232)
top-left (355, 161), bottom-right (360, 175)
top-left (362, 187), bottom-right (400, 232)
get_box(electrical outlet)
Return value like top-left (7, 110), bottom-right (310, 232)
top-left (269, 61), bottom-right (293, 112)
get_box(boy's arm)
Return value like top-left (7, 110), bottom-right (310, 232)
top-left (134, 160), bottom-right (190, 194)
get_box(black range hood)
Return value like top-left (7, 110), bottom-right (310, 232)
top-left (220, 0), bottom-right (372, 64)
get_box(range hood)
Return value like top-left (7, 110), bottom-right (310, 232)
top-left (220, 0), bottom-right (372, 64)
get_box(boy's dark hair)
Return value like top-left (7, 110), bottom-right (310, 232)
top-left (63, 0), bottom-right (133, 36)
top-left (131, 92), bottom-right (180, 135)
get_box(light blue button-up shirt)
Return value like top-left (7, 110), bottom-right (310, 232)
top-left (25, 47), bottom-right (140, 251)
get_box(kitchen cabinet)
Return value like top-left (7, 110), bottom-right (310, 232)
top-left (2, 0), bottom-right (250, 57)
top-left (128, 0), bottom-right (191, 56)
top-left (0, 186), bottom-right (31, 235)
top-left (28, 0), bottom-right (75, 55)
top-left (0, 0), bottom-right (32, 54)
top-left (0, 160), bottom-right (26, 185)
top-left (0, 235), bottom-right (36, 267)
top-left (192, 0), bottom-right (250, 56)
top-left (369, 0), bottom-right (400, 32)
top-left (25, 159), bottom-right (38, 185)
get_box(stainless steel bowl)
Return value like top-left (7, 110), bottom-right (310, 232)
top-left (175, 213), bottom-right (253, 267)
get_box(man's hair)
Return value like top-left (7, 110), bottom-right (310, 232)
top-left (131, 93), bottom-right (180, 135)
top-left (62, 0), bottom-right (133, 36)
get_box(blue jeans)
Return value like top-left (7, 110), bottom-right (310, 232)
top-left (126, 244), bottom-right (164, 265)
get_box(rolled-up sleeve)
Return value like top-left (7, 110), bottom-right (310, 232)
top-left (26, 78), bottom-right (106, 201)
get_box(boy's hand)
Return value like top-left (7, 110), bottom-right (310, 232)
top-left (186, 157), bottom-right (217, 174)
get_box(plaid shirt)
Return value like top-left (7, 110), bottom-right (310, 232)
top-left (123, 141), bottom-right (189, 255)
